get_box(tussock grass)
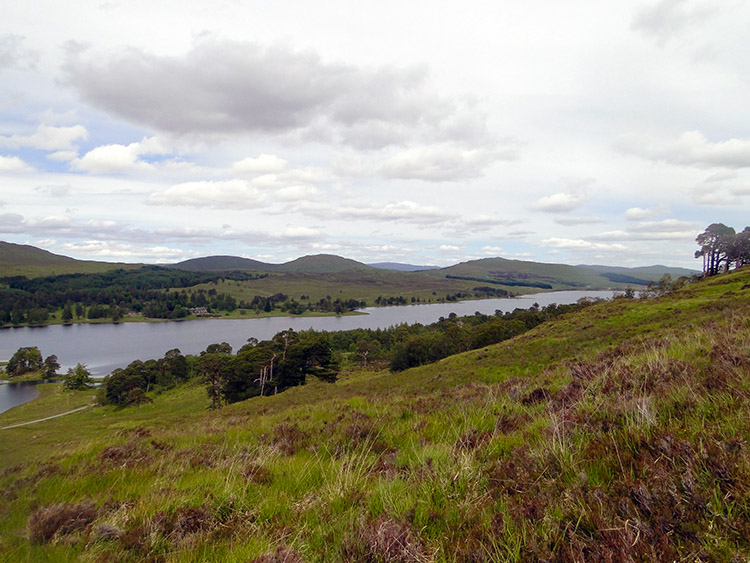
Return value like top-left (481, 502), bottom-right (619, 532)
top-left (0, 269), bottom-right (749, 561)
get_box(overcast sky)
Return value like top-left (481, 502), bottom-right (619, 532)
top-left (1, 0), bottom-right (748, 268)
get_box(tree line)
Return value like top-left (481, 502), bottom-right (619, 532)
top-left (3, 346), bottom-right (93, 390)
top-left (92, 298), bottom-right (601, 409)
top-left (0, 267), bottom-right (367, 326)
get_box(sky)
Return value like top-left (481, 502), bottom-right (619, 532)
top-left (1, 0), bottom-right (748, 269)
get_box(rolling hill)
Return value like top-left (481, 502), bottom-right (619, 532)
top-left (170, 254), bottom-right (375, 274)
top-left (275, 254), bottom-right (374, 274)
top-left (2, 240), bottom-right (699, 296)
top-left (430, 256), bottom-right (699, 290)
top-left (168, 255), bottom-right (273, 272)
top-left (0, 241), bottom-right (136, 278)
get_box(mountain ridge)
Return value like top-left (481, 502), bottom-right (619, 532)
top-left (1, 240), bottom-right (699, 284)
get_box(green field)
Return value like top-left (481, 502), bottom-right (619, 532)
top-left (0, 267), bottom-right (747, 561)
top-left (188, 269), bottom-right (498, 304)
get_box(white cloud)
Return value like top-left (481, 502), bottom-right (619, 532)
top-left (0, 212), bottom-right (25, 231)
top-left (616, 131), bottom-right (750, 169)
top-left (147, 179), bottom-right (267, 209)
top-left (380, 143), bottom-right (513, 182)
top-left (299, 199), bottom-right (454, 225)
top-left (439, 244), bottom-right (461, 252)
top-left (592, 219), bottom-right (698, 242)
top-left (56, 240), bottom-right (193, 261)
top-left (0, 124), bottom-right (87, 152)
top-left (63, 37), bottom-right (495, 153)
top-left (690, 173), bottom-right (750, 206)
top-left (47, 150), bottom-right (79, 162)
top-left (482, 245), bottom-right (504, 255)
top-left (72, 137), bottom-right (169, 173)
top-left (275, 185), bottom-right (321, 202)
top-left (540, 237), bottom-right (627, 251)
top-left (624, 206), bottom-right (665, 220)
top-left (0, 33), bottom-right (36, 70)
top-left (34, 184), bottom-right (72, 198)
top-left (232, 154), bottom-right (287, 174)
top-left (554, 216), bottom-right (603, 226)
top-left (530, 191), bottom-right (589, 213)
top-left (631, 0), bottom-right (719, 46)
top-left (629, 218), bottom-right (695, 234)
top-left (281, 226), bottom-right (321, 239)
top-left (0, 155), bottom-right (32, 172)
top-left (459, 214), bottom-right (521, 233)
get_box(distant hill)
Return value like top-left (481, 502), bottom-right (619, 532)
top-left (170, 255), bottom-right (275, 272)
top-left (0, 241), bottom-right (135, 278)
top-left (275, 254), bottom-right (374, 274)
top-left (0, 241), bottom-right (79, 267)
top-left (2, 240), bottom-right (699, 290)
top-left (579, 264), bottom-right (699, 280)
top-left (430, 257), bottom-right (696, 290)
top-left (369, 262), bottom-right (440, 272)
top-left (170, 253), bottom-right (374, 274)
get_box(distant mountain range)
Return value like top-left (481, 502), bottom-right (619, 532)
top-left (0, 241), bottom-right (700, 290)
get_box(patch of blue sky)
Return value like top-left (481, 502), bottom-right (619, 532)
top-left (74, 111), bottom-right (153, 152)
top-left (12, 146), bottom-right (73, 173)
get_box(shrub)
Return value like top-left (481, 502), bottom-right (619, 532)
top-left (28, 501), bottom-right (98, 544)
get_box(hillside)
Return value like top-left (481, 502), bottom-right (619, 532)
top-left (169, 255), bottom-right (274, 272)
top-left (171, 254), bottom-right (374, 274)
top-left (0, 241), bottom-right (135, 278)
top-left (432, 256), bottom-right (697, 290)
top-left (1, 269), bottom-right (748, 560)
top-left (369, 262), bottom-right (440, 272)
top-left (580, 263), bottom-right (699, 282)
top-left (275, 254), bottom-right (374, 274)
top-left (3, 240), bottom-right (698, 291)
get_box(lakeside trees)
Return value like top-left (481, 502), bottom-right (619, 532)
top-left (4, 347), bottom-right (60, 379)
top-left (0, 266), bottom-right (368, 327)
top-left (92, 298), bottom-right (602, 410)
top-left (101, 349), bottom-right (191, 406)
top-left (6, 346), bottom-right (43, 377)
top-left (695, 223), bottom-right (750, 275)
top-left (63, 364), bottom-right (93, 390)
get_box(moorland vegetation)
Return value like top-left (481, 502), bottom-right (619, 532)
top-left (1, 259), bottom-right (748, 560)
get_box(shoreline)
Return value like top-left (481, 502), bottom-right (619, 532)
top-left (0, 287), bottom-right (621, 330)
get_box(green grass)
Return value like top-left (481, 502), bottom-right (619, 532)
top-left (187, 269), bottom-right (495, 305)
top-left (0, 269), bottom-right (749, 561)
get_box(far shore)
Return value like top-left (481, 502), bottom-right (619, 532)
top-left (0, 307), bottom-right (369, 329)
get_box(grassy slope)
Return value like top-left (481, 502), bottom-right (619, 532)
top-left (0, 270), bottom-right (749, 561)
top-left (0, 241), bottom-right (136, 278)
top-left (431, 257), bottom-right (697, 290)
top-left (189, 269), bottom-right (486, 305)
top-left (168, 256), bottom-right (274, 272)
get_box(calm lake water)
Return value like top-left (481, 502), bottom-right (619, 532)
top-left (0, 381), bottom-right (40, 415)
top-left (0, 290), bottom-right (613, 413)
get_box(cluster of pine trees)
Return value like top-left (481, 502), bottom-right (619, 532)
top-left (695, 223), bottom-right (750, 275)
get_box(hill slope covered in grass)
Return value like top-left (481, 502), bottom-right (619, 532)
top-left (0, 269), bottom-right (749, 561)
top-left (432, 256), bottom-right (699, 290)
top-left (0, 241), bottom-right (135, 278)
